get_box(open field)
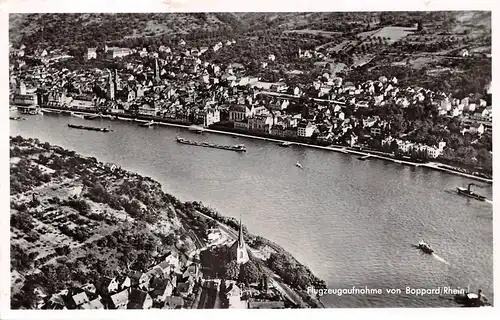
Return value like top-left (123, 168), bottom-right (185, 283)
top-left (358, 26), bottom-right (417, 43)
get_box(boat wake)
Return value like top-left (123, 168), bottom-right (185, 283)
top-left (412, 244), bottom-right (450, 265)
top-left (432, 253), bottom-right (450, 265)
top-left (485, 199), bottom-right (493, 205)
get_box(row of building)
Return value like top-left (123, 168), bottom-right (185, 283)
top-left (9, 37), bottom-right (492, 162)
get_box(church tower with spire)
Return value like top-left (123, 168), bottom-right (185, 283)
top-left (106, 69), bottom-right (115, 101)
top-left (114, 68), bottom-right (119, 93)
top-left (230, 216), bottom-right (249, 264)
top-left (154, 57), bottom-right (160, 83)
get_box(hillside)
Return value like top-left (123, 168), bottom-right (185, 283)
top-left (10, 136), bottom-right (326, 309)
top-left (9, 12), bottom-right (490, 51)
top-left (9, 136), bottom-right (211, 308)
top-left (9, 13), bottom-right (243, 48)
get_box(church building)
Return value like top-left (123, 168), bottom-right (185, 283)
top-left (230, 218), bottom-right (249, 264)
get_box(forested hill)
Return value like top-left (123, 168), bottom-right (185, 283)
top-left (9, 12), bottom-right (320, 49)
top-left (10, 12), bottom-right (490, 51)
top-left (9, 13), bottom-right (242, 47)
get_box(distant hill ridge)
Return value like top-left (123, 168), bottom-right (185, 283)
top-left (9, 12), bottom-right (491, 50)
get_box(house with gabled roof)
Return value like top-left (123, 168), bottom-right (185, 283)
top-left (42, 296), bottom-right (66, 310)
top-left (127, 289), bottom-right (153, 309)
top-left (149, 277), bottom-right (174, 303)
top-left (128, 271), bottom-right (151, 289)
top-left (80, 298), bottom-right (105, 310)
top-left (162, 296), bottom-right (184, 309)
top-left (71, 291), bottom-right (90, 307)
top-left (81, 283), bottom-right (97, 295)
top-left (110, 289), bottom-right (130, 309)
top-left (176, 275), bottom-right (195, 298)
top-left (118, 276), bottom-right (131, 290)
top-left (106, 277), bottom-right (120, 294)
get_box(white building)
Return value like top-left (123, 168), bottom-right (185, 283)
top-left (297, 123), bottom-right (316, 137)
top-left (229, 104), bottom-right (252, 121)
top-left (248, 114), bottom-right (273, 133)
top-left (106, 47), bottom-right (133, 59)
top-left (87, 48), bottom-right (97, 60)
top-left (225, 281), bottom-right (247, 309)
top-left (201, 108), bottom-right (220, 127)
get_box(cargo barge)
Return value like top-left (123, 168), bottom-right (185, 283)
top-left (176, 137), bottom-right (246, 152)
top-left (67, 123), bottom-right (111, 132)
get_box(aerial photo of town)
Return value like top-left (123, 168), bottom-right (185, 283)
top-left (8, 11), bottom-right (492, 310)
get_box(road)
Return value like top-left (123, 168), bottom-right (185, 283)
top-left (197, 287), bottom-right (216, 309)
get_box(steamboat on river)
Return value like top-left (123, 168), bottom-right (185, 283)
top-left (457, 183), bottom-right (486, 201)
top-left (176, 137), bottom-right (246, 152)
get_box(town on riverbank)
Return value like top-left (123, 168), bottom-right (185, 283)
top-left (10, 136), bottom-right (325, 309)
top-left (8, 12), bottom-right (493, 310)
top-left (9, 12), bottom-right (492, 181)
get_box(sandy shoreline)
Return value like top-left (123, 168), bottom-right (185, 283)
top-left (39, 108), bottom-right (493, 185)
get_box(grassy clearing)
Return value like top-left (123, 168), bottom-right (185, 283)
top-left (358, 26), bottom-right (416, 43)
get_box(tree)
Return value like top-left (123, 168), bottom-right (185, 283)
top-left (417, 21), bottom-right (423, 32)
top-left (223, 260), bottom-right (240, 280)
top-left (390, 140), bottom-right (399, 154)
top-left (55, 245), bottom-right (71, 256)
top-left (207, 219), bottom-right (218, 229)
top-left (239, 260), bottom-right (261, 284)
top-left (131, 252), bottom-right (150, 272)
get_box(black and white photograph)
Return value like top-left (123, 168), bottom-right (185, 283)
top-left (1, 0), bottom-right (496, 317)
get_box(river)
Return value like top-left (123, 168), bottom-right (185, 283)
top-left (9, 111), bottom-right (493, 308)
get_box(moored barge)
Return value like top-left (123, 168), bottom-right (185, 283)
top-left (176, 137), bottom-right (246, 152)
top-left (67, 123), bottom-right (111, 132)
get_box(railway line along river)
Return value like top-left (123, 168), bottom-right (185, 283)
top-left (9, 112), bottom-right (493, 308)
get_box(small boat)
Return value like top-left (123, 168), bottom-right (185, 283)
top-left (457, 183), bottom-right (486, 201)
top-left (41, 108), bottom-right (62, 115)
top-left (188, 125), bottom-right (205, 134)
top-left (296, 162), bottom-right (303, 169)
top-left (416, 240), bottom-right (434, 254)
top-left (71, 112), bottom-right (85, 119)
top-left (341, 149), bottom-right (349, 154)
top-left (83, 114), bottom-right (99, 120)
top-left (278, 141), bottom-right (291, 147)
top-left (117, 116), bottom-right (133, 121)
top-left (9, 116), bottom-right (23, 121)
top-left (232, 135), bottom-right (238, 138)
top-left (358, 155), bottom-right (370, 161)
top-left (139, 120), bottom-right (156, 127)
top-left (454, 289), bottom-right (490, 307)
